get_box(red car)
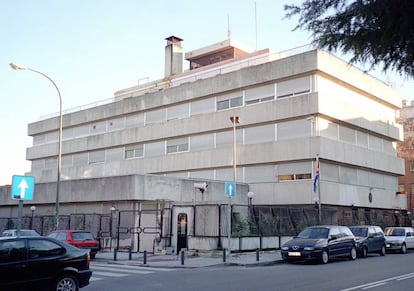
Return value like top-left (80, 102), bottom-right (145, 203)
top-left (47, 230), bottom-right (99, 259)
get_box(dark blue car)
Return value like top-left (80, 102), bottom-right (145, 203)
top-left (349, 225), bottom-right (386, 257)
top-left (281, 225), bottom-right (357, 264)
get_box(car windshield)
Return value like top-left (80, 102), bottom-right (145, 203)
top-left (72, 232), bottom-right (94, 240)
top-left (385, 228), bottom-right (405, 236)
top-left (297, 227), bottom-right (329, 239)
top-left (350, 228), bottom-right (367, 237)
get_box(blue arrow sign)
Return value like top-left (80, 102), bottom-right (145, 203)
top-left (11, 175), bottom-right (35, 200)
top-left (225, 182), bottom-right (236, 197)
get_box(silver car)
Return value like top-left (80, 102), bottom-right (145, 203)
top-left (384, 226), bottom-right (414, 253)
top-left (1, 229), bottom-right (40, 237)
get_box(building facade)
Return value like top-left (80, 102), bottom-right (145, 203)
top-left (0, 37), bottom-right (407, 251)
top-left (397, 100), bottom-right (414, 222)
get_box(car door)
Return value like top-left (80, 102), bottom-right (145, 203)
top-left (367, 227), bottom-right (378, 251)
top-left (25, 238), bottom-right (67, 287)
top-left (327, 227), bottom-right (342, 257)
top-left (0, 238), bottom-right (29, 289)
top-left (406, 228), bottom-right (414, 249)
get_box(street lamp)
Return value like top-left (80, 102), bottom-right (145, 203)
top-left (229, 116), bottom-right (240, 253)
top-left (109, 206), bottom-right (116, 251)
top-left (247, 191), bottom-right (255, 223)
top-left (30, 205), bottom-right (36, 229)
top-left (10, 62), bottom-right (63, 230)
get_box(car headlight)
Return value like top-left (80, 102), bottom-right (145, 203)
top-left (281, 246), bottom-right (289, 251)
top-left (303, 247), bottom-right (314, 251)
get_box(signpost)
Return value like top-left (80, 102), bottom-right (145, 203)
top-left (11, 175), bottom-right (35, 236)
top-left (225, 181), bottom-right (236, 254)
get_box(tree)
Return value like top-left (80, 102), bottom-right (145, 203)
top-left (284, 0), bottom-right (414, 78)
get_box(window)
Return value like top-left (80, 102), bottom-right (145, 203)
top-left (167, 137), bottom-right (189, 154)
top-left (191, 98), bottom-right (215, 116)
top-left (410, 161), bottom-right (414, 172)
top-left (0, 240), bottom-right (25, 263)
top-left (277, 120), bottom-right (310, 140)
top-left (190, 134), bottom-right (215, 151)
top-left (276, 76), bottom-right (311, 98)
top-left (167, 103), bottom-right (189, 120)
top-left (125, 144), bottom-right (144, 159)
top-left (245, 124), bottom-right (275, 144)
top-left (89, 150), bottom-right (105, 164)
top-left (278, 173), bottom-right (311, 181)
top-left (146, 109), bottom-right (165, 124)
top-left (28, 239), bottom-right (65, 259)
top-left (216, 92), bottom-right (242, 111)
top-left (245, 84), bottom-right (275, 105)
top-left (277, 162), bottom-right (312, 181)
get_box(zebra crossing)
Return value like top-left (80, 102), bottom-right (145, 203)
top-left (90, 262), bottom-right (175, 281)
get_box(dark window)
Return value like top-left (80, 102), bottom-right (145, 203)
top-left (72, 232), bottom-right (94, 241)
top-left (28, 239), bottom-right (65, 259)
top-left (0, 240), bottom-right (26, 263)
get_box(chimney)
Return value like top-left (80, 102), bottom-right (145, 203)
top-left (164, 36), bottom-right (183, 77)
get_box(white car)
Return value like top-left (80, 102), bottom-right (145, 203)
top-left (1, 229), bottom-right (40, 237)
top-left (384, 227), bottom-right (414, 253)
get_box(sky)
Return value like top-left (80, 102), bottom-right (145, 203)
top-left (1, 0), bottom-right (413, 186)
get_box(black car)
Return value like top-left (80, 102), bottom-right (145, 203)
top-left (281, 225), bottom-right (357, 264)
top-left (349, 225), bottom-right (386, 257)
top-left (0, 236), bottom-right (92, 291)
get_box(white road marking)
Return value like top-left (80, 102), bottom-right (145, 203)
top-left (89, 262), bottom-right (176, 282)
top-left (340, 272), bottom-right (414, 290)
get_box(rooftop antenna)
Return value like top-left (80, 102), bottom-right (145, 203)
top-left (254, 1), bottom-right (258, 51)
top-left (227, 14), bottom-right (231, 39)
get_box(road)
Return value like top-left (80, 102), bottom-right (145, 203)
top-left (83, 252), bottom-right (414, 291)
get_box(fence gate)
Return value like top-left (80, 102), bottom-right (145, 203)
top-left (116, 209), bottom-right (162, 253)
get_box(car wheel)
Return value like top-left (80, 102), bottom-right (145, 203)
top-left (350, 246), bottom-right (357, 260)
top-left (53, 274), bottom-right (79, 291)
top-left (379, 245), bottom-right (386, 256)
top-left (361, 246), bottom-right (368, 258)
top-left (401, 243), bottom-right (407, 254)
top-left (321, 249), bottom-right (329, 264)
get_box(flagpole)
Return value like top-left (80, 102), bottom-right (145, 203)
top-left (316, 155), bottom-right (322, 224)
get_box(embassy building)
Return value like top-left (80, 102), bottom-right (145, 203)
top-left (0, 36), bottom-right (406, 252)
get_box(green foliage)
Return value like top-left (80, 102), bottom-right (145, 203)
top-left (285, 0), bottom-right (414, 77)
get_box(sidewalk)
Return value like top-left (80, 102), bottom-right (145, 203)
top-left (94, 249), bottom-right (284, 268)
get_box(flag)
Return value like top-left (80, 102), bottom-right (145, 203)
top-left (313, 157), bottom-right (320, 193)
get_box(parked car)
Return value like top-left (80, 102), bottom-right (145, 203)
top-left (349, 225), bottom-right (386, 257)
top-left (384, 226), bottom-right (414, 253)
top-left (1, 229), bottom-right (40, 237)
top-left (0, 236), bottom-right (92, 290)
top-left (47, 230), bottom-right (99, 259)
top-left (281, 225), bottom-right (357, 264)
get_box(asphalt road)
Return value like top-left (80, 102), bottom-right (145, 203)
top-left (84, 252), bottom-right (414, 291)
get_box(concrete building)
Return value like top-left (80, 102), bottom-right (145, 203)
top-left (0, 36), bottom-right (407, 252)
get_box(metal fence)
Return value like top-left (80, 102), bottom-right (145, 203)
top-left (0, 205), bottom-right (406, 252)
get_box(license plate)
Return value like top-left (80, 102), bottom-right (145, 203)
top-left (288, 251), bottom-right (301, 257)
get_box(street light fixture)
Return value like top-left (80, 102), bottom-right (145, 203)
top-left (10, 62), bottom-right (63, 230)
top-left (30, 205), bottom-right (36, 229)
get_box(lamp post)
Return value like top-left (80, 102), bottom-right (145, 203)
top-left (109, 206), bottom-right (116, 251)
top-left (10, 62), bottom-right (63, 230)
top-left (30, 205), bottom-right (36, 229)
top-left (229, 116), bottom-right (240, 253)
